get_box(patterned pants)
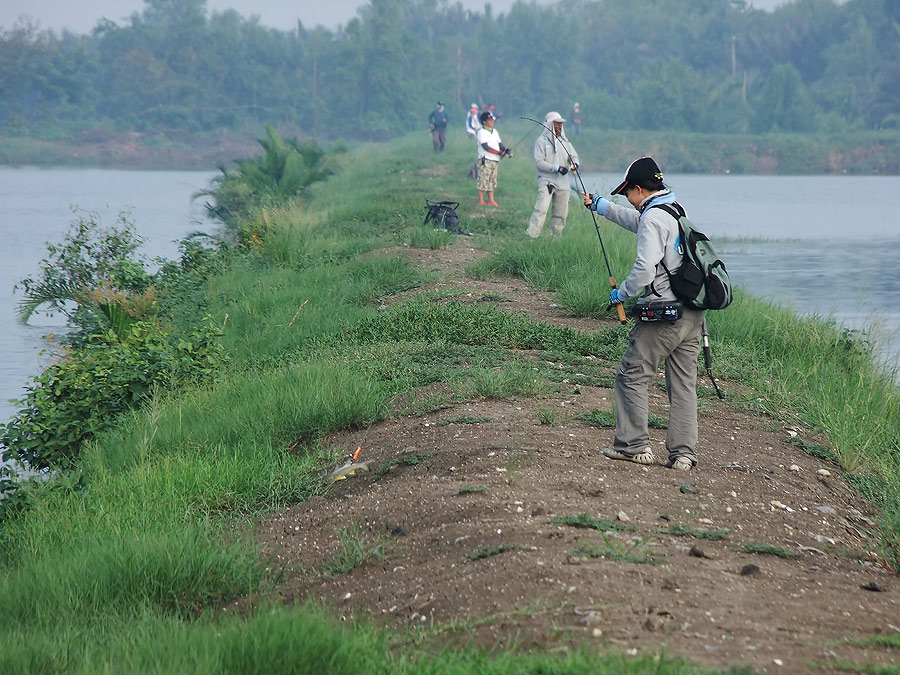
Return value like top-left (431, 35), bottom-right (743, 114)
top-left (476, 159), bottom-right (498, 192)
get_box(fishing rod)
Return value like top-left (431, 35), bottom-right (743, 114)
top-left (521, 116), bottom-right (627, 325)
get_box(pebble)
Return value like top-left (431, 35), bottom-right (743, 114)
top-left (740, 564), bottom-right (760, 577)
top-left (617, 510), bottom-right (630, 522)
top-left (817, 468), bottom-right (832, 478)
top-left (789, 464), bottom-right (801, 472)
top-left (861, 581), bottom-right (885, 592)
top-left (690, 545), bottom-right (714, 559)
top-left (680, 483), bottom-right (697, 494)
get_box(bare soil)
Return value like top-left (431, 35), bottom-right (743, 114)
top-left (255, 238), bottom-right (899, 674)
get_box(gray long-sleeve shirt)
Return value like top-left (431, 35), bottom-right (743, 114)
top-left (533, 132), bottom-right (579, 190)
top-left (601, 191), bottom-right (683, 303)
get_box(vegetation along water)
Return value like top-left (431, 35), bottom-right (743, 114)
top-left (0, 127), bottom-right (897, 673)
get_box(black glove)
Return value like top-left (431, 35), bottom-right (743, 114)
top-left (557, 165), bottom-right (568, 175)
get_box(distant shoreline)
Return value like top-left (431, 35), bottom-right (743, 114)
top-left (2, 128), bottom-right (900, 175)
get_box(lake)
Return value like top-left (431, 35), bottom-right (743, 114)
top-left (0, 167), bottom-right (219, 433)
top-left (1, 169), bottom-right (898, 468)
top-left (580, 172), bottom-right (900, 373)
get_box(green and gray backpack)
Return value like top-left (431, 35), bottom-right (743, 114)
top-left (652, 202), bottom-right (732, 311)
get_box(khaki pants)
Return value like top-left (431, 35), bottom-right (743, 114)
top-left (526, 183), bottom-right (569, 237)
top-left (612, 308), bottom-right (705, 464)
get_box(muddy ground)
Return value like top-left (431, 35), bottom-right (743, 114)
top-left (254, 236), bottom-right (898, 674)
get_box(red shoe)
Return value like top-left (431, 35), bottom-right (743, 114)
top-left (478, 200), bottom-right (486, 206)
top-left (487, 201), bottom-right (499, 207)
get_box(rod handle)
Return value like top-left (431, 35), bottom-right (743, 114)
top-left (610, 277), bottom-right (627, 324)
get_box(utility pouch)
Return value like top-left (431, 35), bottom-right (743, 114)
top-left (635, 301), bottom-right (683, 322)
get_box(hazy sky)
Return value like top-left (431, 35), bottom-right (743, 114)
top-left (1, 0), bottom-right (789, 34)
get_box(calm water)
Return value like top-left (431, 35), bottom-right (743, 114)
top-left (581, 172), bottom-right (900, 374)
top-left (0, 167), bottom-right (218, 434)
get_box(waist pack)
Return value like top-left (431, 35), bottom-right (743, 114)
top-left (635, 301), bottom-right (683, 322)
top-left (651, 202), bottom-right (733, 311)
top-left (424, 199), bottom-right (469, 236)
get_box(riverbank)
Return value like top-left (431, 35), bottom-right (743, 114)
top-left (3, 126), bottom-right (900, 174)
top-left (0, 128), bottom-right (262, 170)
top-left (1, 132), bottom-right (898, 673)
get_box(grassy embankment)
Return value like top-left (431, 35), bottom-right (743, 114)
top-left (1, 129), bottom-right (898, 674)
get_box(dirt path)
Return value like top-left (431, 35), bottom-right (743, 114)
top-left (255, 239), bottom-right (898, 673)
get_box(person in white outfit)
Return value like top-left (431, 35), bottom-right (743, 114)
top-left (466, 103), bottom-right (481, 138)
top-left (526, 112), bottom-right (579, 238)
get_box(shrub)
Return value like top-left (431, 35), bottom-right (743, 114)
top-left (198, 125), bottom-right (333, 233)
top-left (0, 321), bottom-right (222, 471)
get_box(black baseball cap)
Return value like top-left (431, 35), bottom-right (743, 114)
top-left (611, 157), bottom-right (663, 195)
top-left (479, 111), bottom-right (494, 124)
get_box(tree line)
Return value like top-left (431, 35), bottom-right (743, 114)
top-left (1, 0), bottom-right (898, 141)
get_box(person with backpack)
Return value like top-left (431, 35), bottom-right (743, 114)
top-left (583, 157), bottom-right (705, 471)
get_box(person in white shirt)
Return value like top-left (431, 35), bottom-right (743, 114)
top-left (475, 111), bottom-right (510, 207)
top-left (466, 103), bottom-right (481, 138)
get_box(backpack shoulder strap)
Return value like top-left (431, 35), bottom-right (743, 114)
top-left (648, 202), bottom-right (686, 279)
top-left (649, 202), bottom-right (685, 219)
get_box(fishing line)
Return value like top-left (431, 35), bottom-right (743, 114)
top-left (521, 116), bottom-right (627, 324)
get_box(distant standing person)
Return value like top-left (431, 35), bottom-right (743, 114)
top-left (475, 111), bottom-right (511, 207)
top-left (466, 103), bottom-right (481, 138)
top-left (570, 102), bottom-right (583, 137)
top-left (429, 101), bottom-right (449, 152)
top-left (526, 112), bottom-right (579, 238)
top-left (583, 157), bottom-right (704, 471)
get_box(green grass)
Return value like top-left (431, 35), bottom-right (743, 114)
top-left (666, 525), bottom-right (732, 541)
top-left (843, 634), bottom-right (900, 650)
top-left (551, 512), bottom-right (638, 533)
top-left (375, 452), bottom-right (438, 476)
top-left (2, 130), bottom-right (898, 674)
top-left (572, 532), bottom-right (664, 565)
top-left (464, 544), bottom-right (528, 562)
top-left (578, 408), bottom-right (668, 429)
top-left (321, 522), bottom-right (388, 577)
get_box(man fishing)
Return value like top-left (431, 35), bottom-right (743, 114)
top-left (584, 157), bottom-right (704, 471)
top-left (526, 111), bottom-right (579, 238)
top-left (475, 111), bottom-right (510, 207)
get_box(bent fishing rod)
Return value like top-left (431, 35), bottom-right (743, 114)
top-left (521, 116), bottom-right (627, 324)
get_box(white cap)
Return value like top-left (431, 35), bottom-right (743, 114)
top-left (545, 111), bottom-right (565, 123)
